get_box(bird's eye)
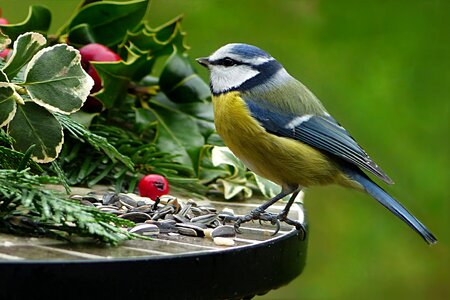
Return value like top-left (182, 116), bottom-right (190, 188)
top-left (222, 57), bottom-right (236, 67)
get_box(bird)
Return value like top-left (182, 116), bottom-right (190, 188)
top-left (196, 43), bottom-right (437, 244)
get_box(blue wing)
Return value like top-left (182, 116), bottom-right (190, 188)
top-left (244, 98), bottom-right (394, 184)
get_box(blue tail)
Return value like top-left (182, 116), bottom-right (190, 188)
top-left (347, 170), bottom-right (437, 244)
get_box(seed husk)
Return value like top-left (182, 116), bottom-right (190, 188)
top-left (211, 225), bottom-right (236, 238)
top-left (119, 212), bottom-right (151, 222)
top-left (129, 224), bottom-right (159, 236)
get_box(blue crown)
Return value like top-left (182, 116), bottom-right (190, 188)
top-left (229, 44), bottom-right (272, 59)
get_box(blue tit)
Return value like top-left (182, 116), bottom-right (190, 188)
top-left (197, 43), bottom-right (437, 244)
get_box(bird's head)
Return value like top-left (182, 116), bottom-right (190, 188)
top-left (197, 43), bottom-right (285, 95)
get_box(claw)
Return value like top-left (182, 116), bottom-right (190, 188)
top-left (271, 220), bottom-right (281, 236)
top-left (234, 222), bottom-right (243, 234)
top-left (283, 217), bottom-right (307, 240)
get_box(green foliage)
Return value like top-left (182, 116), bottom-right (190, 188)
top-left (56, 113), bottom-right (134, 170)
top-left (209, 146), bottom-right (281, 200)
top-left (1, 32), bottom-right (93, 162)
top-left (0, 0), bottom-right (274, 244)
top-left (0, 5), bottom-right (51, 41)
top-left (68, 0), bottom-right (148, 47)
top-left (8, 102), bottom-right (63, 163)
top-left (0, 169), bottom-right (135, 244)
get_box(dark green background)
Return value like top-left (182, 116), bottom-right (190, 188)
top-left (2, 1), bottom-right (448, 299)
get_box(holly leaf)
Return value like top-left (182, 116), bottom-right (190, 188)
top-left (120, 16), bottom-right (188, 56)
top-left (68, 0), bottom-right (149, 47)
top-left (8, 102), bottom-right (63, 163)
top-left (139, 98), bottom-right (207, 176)
top-left (66, 23), bottom-right (97, 47)
top-left (0, 5), bottom-right (51, 41)
top-left (159, 48), bottom-right (210, 103)
top-left (23, 44), bottom-right (94, 114)
top-left (92, 48), bottom-right (153, 108)
top-left (2, 32), bottom-right (47, 79)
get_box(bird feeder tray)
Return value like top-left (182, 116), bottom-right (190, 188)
top-left (0, 194), bottom-right (307, 300)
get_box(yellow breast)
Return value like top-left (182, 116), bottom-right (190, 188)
top-left (212, 92), bottom-right (359, 190)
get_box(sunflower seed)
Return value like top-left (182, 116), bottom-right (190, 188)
top-left (211, 225), bottom-right (236, 238)
top-left (176, 223), bottom-right (206, 237)
top-left (129, 224), bottom-right (159, 236)
top-left (190, 213), bottom-right (217, 225)
top-left (119, 212), bottom-right (151, 222)
top-left (118, 194), bottom-right (138, 207)
top-left (102, 192), bottom-right (120, 205)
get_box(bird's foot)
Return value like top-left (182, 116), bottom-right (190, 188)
top-left (224, 208), bottom-right (306, 239)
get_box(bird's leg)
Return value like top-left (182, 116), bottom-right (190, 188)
top-left (225, 186), bottom-right (305, 237)
top-left (276, 189), bottom-right (306, 239)
top-left (225, 190), bottom-right (290, 233)
top-left (258, 189), bottom-right (306, 238)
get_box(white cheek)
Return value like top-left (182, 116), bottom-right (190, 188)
top-left (210, 65), bottom-right (259, 94)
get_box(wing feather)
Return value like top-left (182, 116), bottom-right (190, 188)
top-left (244, 98), bottom-right (394, 184)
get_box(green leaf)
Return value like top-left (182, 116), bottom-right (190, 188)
top-left (2, 32), bottom-right (47, 79)
top-left (120, 16), bottom-right (188, 56)
top-left (8, 102), bottom-right (63, 163)
top-left (68, 0), bottom-right (149, 47)
top-left (210, 146), bottom-right (253, 199)
top-left (69, 110), bottom-right (98, 128)
top-left (23, 44), bottom-right (94, 114)
top-left (159, 48), bottom-right (210, 103)
top-left (66, 24), bottom-right (97, 47)
top-left (216, 178), bottom-right (253, 200)
top-left (151, 92), bottom-right (215, 139)
top-left (0, 145), bottom-right (43, 172)
top-left (56, 113), bottom-right (134, 171)
top-left (0, 32), bottom-right (11, 51)
top-left (0, 83), bottom-right (22, 127)
top-left (211, 146), bottom-right (248, 179)
top-left (92, 50), bottom-right (153, 108)
top-left (253, 174), bottom-right (281, 198)
top-left (0, 5), bottom-right (51, 41)
top-left (147, 99), bottom-right (206, 176)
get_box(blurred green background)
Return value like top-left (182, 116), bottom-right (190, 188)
top-left (2, 0), bottom-right (448, 299)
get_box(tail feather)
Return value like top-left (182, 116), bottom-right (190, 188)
top-left (348, 170), bottom-right (437, 245)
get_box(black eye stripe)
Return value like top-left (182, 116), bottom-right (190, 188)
top-left (210, 57), bottom-right (243, 67)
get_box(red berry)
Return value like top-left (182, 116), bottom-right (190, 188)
top-left (0, 18), bottom-right (8, 25)
top-left (0, 48), bottom-right (9, 59)
top-left (138, 174), bottom-right (170, 200)
top-left (79, 43), bottom-right (120, 93)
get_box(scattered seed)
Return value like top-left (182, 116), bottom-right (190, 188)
top-left (119, 212), bottom-right (151, 222)
top-left (177, 227), bottom-right (198, 237)
top-left (176, 223), bottom-right (206, 237)
top-left (203, 228), bottom-right (214, 239)
top-left (190, 213), bottom-right (217, 225)
top-left (211, 225), bottom-right (236, 238)
top-left (80, 200), bottom-right (95, 207)
top-left (102, 192), bottom-right (120, 205)
top-left (99, 207), bottom-right (122, 215)
top-left (129, 224), bottom-right (159, 236)
top-left (213, 237), bottom-right (235, 246)
top-left (118, 194), bottom-right (138, 207)
top-left (70, 190), bottom-right (290, 248)
top-left (173, 214), bottom-right (189, 223)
